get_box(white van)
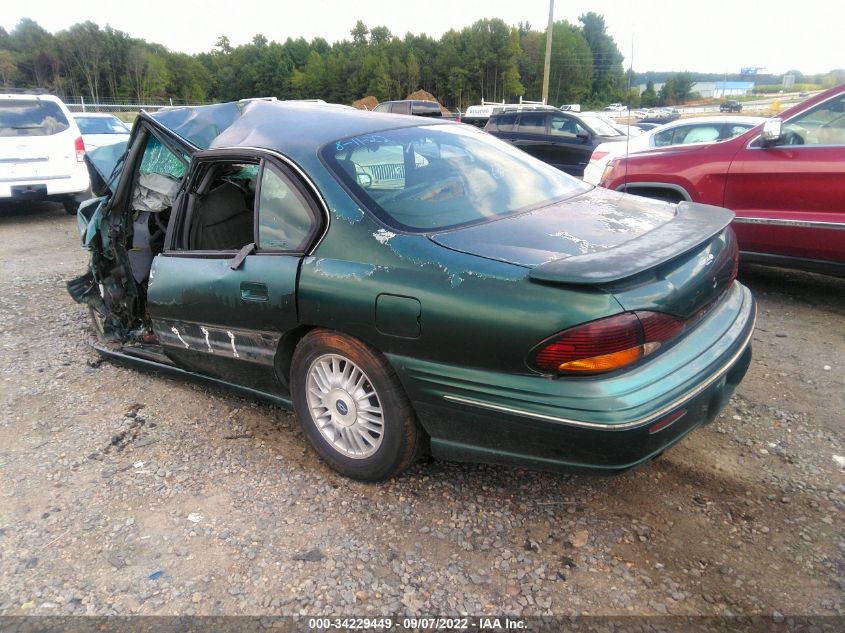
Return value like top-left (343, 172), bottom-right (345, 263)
top-left (0, 92), bottom-right (91, 213)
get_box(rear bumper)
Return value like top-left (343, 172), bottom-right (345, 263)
top-left (0, 166), bottom-right (90, 200)
top-left (390, 282), bottom-right (756, 473)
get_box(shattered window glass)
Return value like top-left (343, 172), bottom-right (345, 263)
top-left (139, 135), bottom-right (185, 179)
top-left (132, 135), bottom-right (186, 213)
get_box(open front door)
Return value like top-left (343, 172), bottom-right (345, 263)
top-left (146, 150), bottom-right (324, 394)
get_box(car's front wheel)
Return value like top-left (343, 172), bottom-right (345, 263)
top-left (290, 330), bottom-right (424, 481)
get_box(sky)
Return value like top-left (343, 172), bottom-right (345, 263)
top-left (4, 0), bottom-right (842, 75)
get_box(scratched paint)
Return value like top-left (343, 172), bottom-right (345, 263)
top-left (332, 205), bottom-right (365, 225)
top-left (313, 258), bottom-right (384, 281)
top-left (373, 229), bottom-right (396, 245)
top-left (549, 231), bottom-right (596, 254)
top-left (200, 326), bottom-right (212, 353)
top-left (227, 331), bottom-right (239, 358)
top-left (170, 327), bottom-right (190, 348)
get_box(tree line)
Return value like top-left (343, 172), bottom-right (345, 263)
top-left (0, 14), bottom-right (629, 109)
top-left (2, 17), bottom-right (841, 110)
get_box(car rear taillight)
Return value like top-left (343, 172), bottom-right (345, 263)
top-left (590, 151), bottom-right (609, 163)
top-left (598, 159), bottom-right (618, 187)
top-left (75, 136), bottom-right (85, 162)
top-left (529, 311), bottom-right (686, 375)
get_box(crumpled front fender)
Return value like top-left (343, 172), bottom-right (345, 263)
top-left (76, 196), bottom-right (109, 250)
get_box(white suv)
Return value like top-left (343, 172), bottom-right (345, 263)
top-left (0, 91), bottom-right (91, 214)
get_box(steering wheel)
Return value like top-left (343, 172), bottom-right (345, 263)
top-left (780, 126), bottom-right (805, 146)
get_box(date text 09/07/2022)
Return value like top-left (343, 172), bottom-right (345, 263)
top-left (307, 616), bottom-right (528, 630)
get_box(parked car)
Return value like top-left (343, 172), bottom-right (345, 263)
top-left (484, 107), bottom-right (627, 176)
top-left (0, 91), bottom-right (90, 213)
top-left (632, 122), bottom-right (661, 132)
top-left (373, 100), bottom-right (442, 117)
top-left (604, 103), bottom-right (626, 112)
top-left (73, 112), bottom-right (131, 151)
top-left (639, 108), bottom-right (681, 124)
top-left (600, 83), bottom-right (845, 276)
top-left (720, 100), bottom-right (743, 113)
top-left (68, 99), bottom-right (755, 481)
top-left (584, 115), bottom-right (766, 184)
top-left (462, 102), bottom-right (556, 129)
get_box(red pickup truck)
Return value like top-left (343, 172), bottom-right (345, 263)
top-left (600, 84), bottom-right (845, 276)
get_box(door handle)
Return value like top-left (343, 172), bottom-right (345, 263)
top-left (240, 282), bottom-right (269, 302)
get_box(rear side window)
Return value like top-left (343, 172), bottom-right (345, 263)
top-left (727, 124), bottom-right (753, 138)
top-left (391, 102), bottom-right (411, 115)
top-left (257, 163), bottom-right (316, 251)
top-left (518, 113), bottom-right (547, 134)
top-left (492, 113), bottom-right (517, 132)
top-left (677, 125), bottom-right (720, 144)
top-left (0, 99), bottom-right (70, 137)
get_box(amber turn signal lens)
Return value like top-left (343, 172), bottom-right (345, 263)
top-left (556, 346), bottom-right (643, 373)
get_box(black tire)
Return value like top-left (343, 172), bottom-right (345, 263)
top-left (88, 305), bottom-right (108, 343)
top-left (290, 329), bottom-right (424, 481)
top-left (63, 199), bottom-right (78, 215)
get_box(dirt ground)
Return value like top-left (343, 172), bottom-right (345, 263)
top-left (0, 202), bottom-right (843, 620)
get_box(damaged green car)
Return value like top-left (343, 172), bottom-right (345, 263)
top-left (68, 99), bottom-right (755, 481)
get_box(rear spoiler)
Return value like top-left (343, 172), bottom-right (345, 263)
top-left (529, 202), bottom-right (734, 285)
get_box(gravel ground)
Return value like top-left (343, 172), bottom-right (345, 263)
top-left (0, 202), bottom-right (843, 619)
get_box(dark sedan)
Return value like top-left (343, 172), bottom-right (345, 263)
top-left (68, 100), bottom-right (754, 481)
top-left (483, 108), bottom-right (627, 176)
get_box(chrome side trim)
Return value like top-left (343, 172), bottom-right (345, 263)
top-left (733, 216), bottom-right (845, 231)
top-left (443, 305), bottom-right (756, 431)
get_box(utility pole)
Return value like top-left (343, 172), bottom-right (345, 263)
top-left (542, 0), bottom-right (554, 105)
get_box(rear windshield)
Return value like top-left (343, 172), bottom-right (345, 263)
top-left (323, 124), bottom-right (589, 232)
top-left (0, 99), bottom-right (70, 137)
top-left (75, 116), bottom-right (129, 135)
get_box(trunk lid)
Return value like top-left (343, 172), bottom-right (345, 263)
top-left (430, 187), bottom-right (737, 319)
top-left (430, 187), bottom-right (679, 268)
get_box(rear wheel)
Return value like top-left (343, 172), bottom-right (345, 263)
top-left (290, 330), bottom-right (423, 481)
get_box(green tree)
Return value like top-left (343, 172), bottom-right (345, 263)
top-left (57, 22), bottom-right (106, 101)
top-left (350, 21), bottom-right (369, 46)
top-left (641, 80), bottom-right (658, 107)
top-left (659, 72), bottom-right (694, 104)
top-left (536, 21), bottom-right (593, 106)
top-left (0, 49), bottom-right (17, 87)
top-left (578, 12), bottom-right (626, 104)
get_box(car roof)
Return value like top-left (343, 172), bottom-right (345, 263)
top-left (650, 115), bottom-right (767, 130)
top-left (0, 92), bottom-right (64, 103)
top-left (148, 99), bottom-right (452, 160)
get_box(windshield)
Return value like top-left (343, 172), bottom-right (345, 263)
top-left (580, 115), bottom-right (624, 137)
top-left (323, 124), bottom-right (589, 232)
top-left (76, 116), bottom-right (129, 135)
top-left (0, 99), bottom-right (70, 137)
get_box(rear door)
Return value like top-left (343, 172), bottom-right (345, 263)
top-left (724, 91), bottom-right (845, 266)
top-left (146, 149), bottom-right (324, 393)
top-left (509, 112), bottom-right (549, 164)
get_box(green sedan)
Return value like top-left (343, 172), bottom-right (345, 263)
top-left (68, 99), bottom-right (755, 481)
